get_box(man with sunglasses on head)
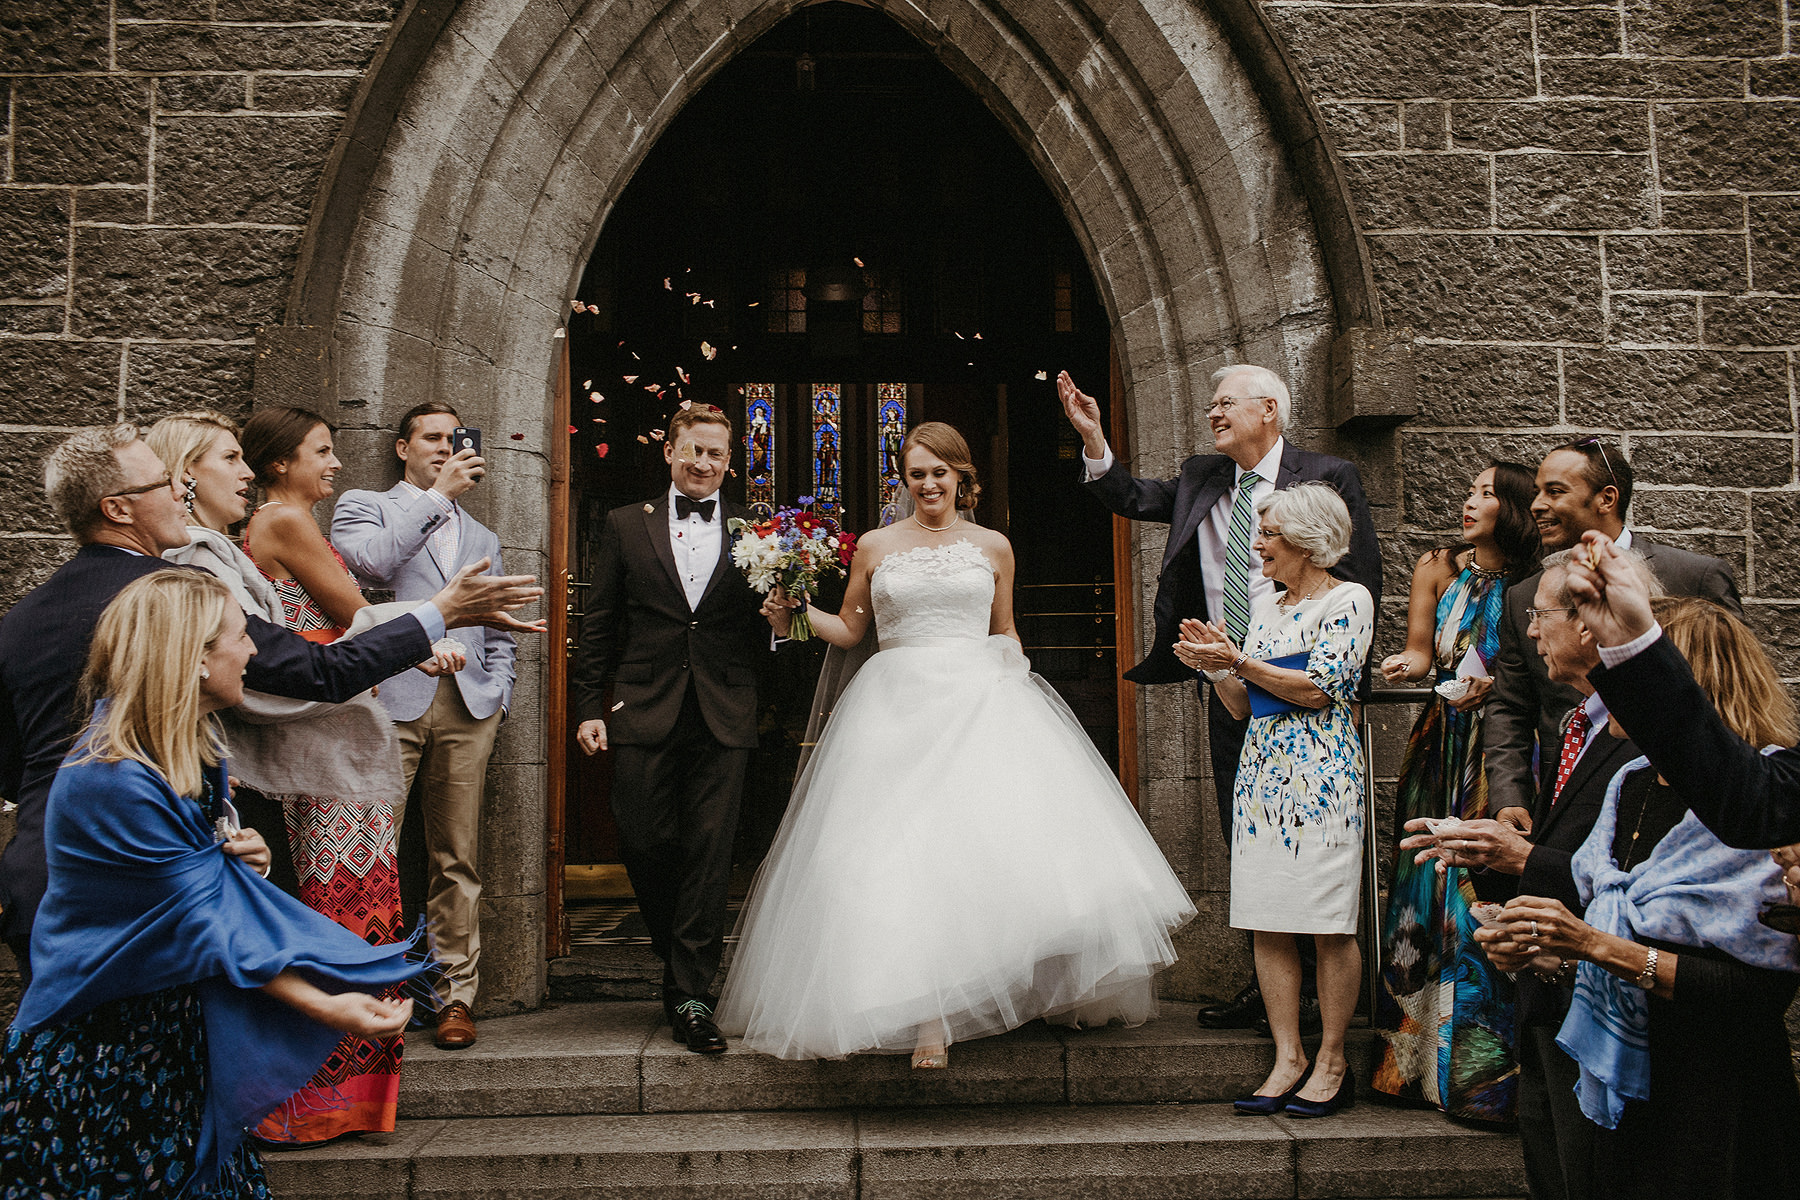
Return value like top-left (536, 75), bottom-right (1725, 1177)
top-left (1485, 438), bottom-right (1741, 832)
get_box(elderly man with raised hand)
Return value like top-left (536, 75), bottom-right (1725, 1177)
top-left (1485, 439), bottom-right (1739, 831)
top-left (1416, 546), bottom-right (1662, 1200)
top-left (1566, 531), bottom-right (1800, 851)
top-left (0, 424), bottom-right (543, 982)
top-left (1057, 364), bottom-right (1383, 1033)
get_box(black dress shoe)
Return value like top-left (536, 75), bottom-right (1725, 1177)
top-left (1252, 996), bottom-right (1323, 1039)
top-left (1196, 981), bottom-right (1264, 1029)
top-left (671, 1001), bottom-right (728, 1054)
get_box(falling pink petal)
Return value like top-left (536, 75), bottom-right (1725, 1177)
top-left (973, 332), bottom-right (983, 339)
top-left (511, 432), bottom-right (526, 440)
top-left (583, 379), bottom-right (592, 389)
top-left (679, 400), bottom-right (693, 410)
top-left (566, 425), bottom-right (578, 435)
top-left (1034, 370), bottom-right (1048, 381)
top-left (589, 391), bottom-right (604, 402)
top-left (690, 295), bottom-right (700, 305)
top-left (853, 257), bottom-right (864, 267)
top-left (663, 278), bottom-right (671, 289)
top-left (700, 341), bottom-right (716, 360)
top-left (597, 443), bottom-right (610, 458)
top-left (623, 374), bottom-right (638, 383)
top-left (570, 299), bottom-right (583, 312)
top-left (644, 383), bottom-right (659, 392)
top-left (649, 428), bottom-right (666, 440)
top-left (586, 304), bottom-right (600, 314)
top-left (747, 301), bottom-right (759, 307)
top-left (704, 299), bottom-right (715, 308)
top-left (637, 435), bottom-right (649, 443)
top-left (593, 417), bottom-right (606, 423)
top-left (677, 368), bottom-right (690, 383)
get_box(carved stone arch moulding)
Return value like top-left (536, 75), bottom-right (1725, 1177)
top-left (261, 0), bottom-right (1411, 1007)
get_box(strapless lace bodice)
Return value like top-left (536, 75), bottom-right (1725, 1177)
top-left (871, 539), bottom-right (995, 641)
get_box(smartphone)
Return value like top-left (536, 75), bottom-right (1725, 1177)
top-left (452, 426), bottom-right (482, 457)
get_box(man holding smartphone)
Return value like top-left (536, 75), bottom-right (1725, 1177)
top-left (333, 401), bottom-right (515, 1049)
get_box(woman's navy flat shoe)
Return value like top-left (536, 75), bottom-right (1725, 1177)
top-left (1234, 1065), bottom-right (1312, 1115)
top-left (1284, 1066), bottom-right (1355, 1118)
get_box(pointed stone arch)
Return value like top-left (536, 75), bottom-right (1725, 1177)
top-left (269, 0), bottom-right (1399, 1007)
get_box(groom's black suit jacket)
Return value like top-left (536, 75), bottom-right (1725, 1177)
top-left (1085, 444), bottom-right (1383, 685)
top-left (573, 494), bottom-right (767, 749)
top-left (0, 543), bottom-right (434, 944)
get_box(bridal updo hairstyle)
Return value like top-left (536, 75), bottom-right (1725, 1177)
top-left (900, 421), bottom-right (981, 512)
top-left (1255, 480), bottom-right (1351, 568)
top-left (241, 405), bottom-right (333, 489)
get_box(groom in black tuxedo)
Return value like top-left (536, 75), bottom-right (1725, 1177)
top-left (573, 406), bottom-right (770, 1054)
top-left (1058, 366), bottom-right (1383, 1030)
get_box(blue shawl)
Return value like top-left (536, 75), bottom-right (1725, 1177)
top-left (15, 748), bottom-right (433, 1185)
top-left (1557, 755), bottom-right (1799, 1129)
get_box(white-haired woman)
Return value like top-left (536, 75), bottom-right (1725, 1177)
top-left (0, 570), bottom-right (428, 1197)
top-left (1177, 480), bottom-right (1374, 1119)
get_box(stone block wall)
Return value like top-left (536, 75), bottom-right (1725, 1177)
top-left (1264, 0), bottom-right (1800, 657)
top-left (0, 0), bottom-right (395, 605)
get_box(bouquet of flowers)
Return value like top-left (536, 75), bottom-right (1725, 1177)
top-left (727, 498), bottom-right (856, 641)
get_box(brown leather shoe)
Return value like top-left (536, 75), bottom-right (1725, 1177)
top-left (434, 1001), bottom-right (477, 1050)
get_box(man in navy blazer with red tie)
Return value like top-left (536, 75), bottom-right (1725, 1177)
top-left (1057, 366), bottom-right (1382, 1030)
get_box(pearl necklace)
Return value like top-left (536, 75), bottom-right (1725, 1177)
top-left (913, 512), bottom-right (960, 533)
top-left (1278, 576), bottom-right (1329, 607)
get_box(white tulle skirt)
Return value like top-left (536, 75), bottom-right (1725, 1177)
top-left (716, 634), bottom-right (1196, 1060)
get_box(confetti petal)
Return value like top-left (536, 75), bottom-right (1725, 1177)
top-left (589, 391), bottom-right (604, 403)
top-left (663, 277), bottom-right (672, 289)
top-left (623, 374), bottom-right (638, 383)
top-left (853, 256), bottom-right (864, 267)
top-left (704, 299), bottom-right (715, 308)
top-left (596, 443), bottom-right (610, 458)
top-left (583, 379), bottom-right (592, 389)
top-left (570, 299), bottom-right (583, 312)
top-left (700, 341), bottom-right (717, 360)
top-left (1034, 370), bottom-right (1048, 381)
top-left (566, 425), bottom-right (577, 435)
top-left (637, 435), bottom-right (650, 443)
top-left (511, 432), bottom-right (526, 440)
top-left (677, 368), bottom-right (690, 383)
top-left (747, 301), bottom-right (759, 307)
top-left (679, 400), bottom-right (693, 410)
top-left (586, 304), bottom-right (600, 314)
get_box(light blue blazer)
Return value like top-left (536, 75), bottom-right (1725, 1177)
top-left (331, 484), bottom-right (516, 724)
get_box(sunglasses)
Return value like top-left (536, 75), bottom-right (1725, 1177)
top-left (105, 476), bottom-right (173, 499)
top-left (1571, 436), bottom-right (1620, 493)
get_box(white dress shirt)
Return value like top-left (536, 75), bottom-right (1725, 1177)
top-left (1084, 439), bottom-right (1283, 627)
top-left (667, 482), bottom-right (723, 610)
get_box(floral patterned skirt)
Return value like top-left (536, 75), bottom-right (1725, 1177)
top-left (0, 984), bottom-right (270, 1199)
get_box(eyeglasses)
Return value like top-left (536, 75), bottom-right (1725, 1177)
top-left (104, 476), bottom-right (173, 500)
top-left (1207, 396), bottom-right (1273, 415)
top-left (1525, 606), bottom-right (1577, 622)
top-left (1571, 436), bottom-right (1620, 493)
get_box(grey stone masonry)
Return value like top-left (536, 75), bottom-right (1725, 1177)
top-left (1267, 0), bottom-right (1800, 668)
top-left (0, 0), bottom-right (395, 606)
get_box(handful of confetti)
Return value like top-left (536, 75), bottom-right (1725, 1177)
top-left (726, 501), bottom-right (856, 641)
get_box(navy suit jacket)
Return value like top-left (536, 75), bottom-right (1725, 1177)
top-left (1593, 634), bottom-right (1800, 849)
top-left (0, 544), bottom-right (433, 941)
top-left (1085, 442), bottom-right (1383, 685)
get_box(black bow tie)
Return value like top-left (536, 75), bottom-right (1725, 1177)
top-left (675, 495), bottom-right (716, 521)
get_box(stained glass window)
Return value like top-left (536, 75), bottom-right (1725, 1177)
top-left (1052, 259), bottom-right (1075, 333)
top-left (862, 270), bottom-right (903, 334)
top-left (810, 383), bottom-right (843, 519)
top-left (767, 268), bottom-right (806, 333)
top-left (876, 383), bottom-right (907, 525)
top-left (743, 383), bottom-right (776, 518)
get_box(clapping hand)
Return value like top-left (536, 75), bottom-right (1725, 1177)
top-left (1173, 618), bottom-right (1239, 674)
top-left (1564, 531), bottom-right (1657, 647)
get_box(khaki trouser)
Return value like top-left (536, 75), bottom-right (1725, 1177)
top-left (395, 676), bottom-right (502, 1009)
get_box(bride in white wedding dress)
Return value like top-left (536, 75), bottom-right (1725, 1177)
top-left (715, 422), bottom-right (1195, 1067)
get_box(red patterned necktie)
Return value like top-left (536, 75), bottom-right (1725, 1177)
top-left (1551, 708), bottom-right (1593, 806)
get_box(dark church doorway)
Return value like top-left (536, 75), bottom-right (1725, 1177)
top-left (556, 2), bottom-right (1130, 914)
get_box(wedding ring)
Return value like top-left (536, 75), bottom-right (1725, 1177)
top-left (1530, 921), bottom-right (1540, 940)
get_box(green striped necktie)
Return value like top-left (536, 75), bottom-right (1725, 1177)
top-left (1221, 470), bottom-right (1261, 646)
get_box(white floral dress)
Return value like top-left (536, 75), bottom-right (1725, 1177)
top-left (1230, 582), bottom-right (1374, 935)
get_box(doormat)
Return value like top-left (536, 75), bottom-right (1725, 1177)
top-left (567, 900), bottom-right (744, 947)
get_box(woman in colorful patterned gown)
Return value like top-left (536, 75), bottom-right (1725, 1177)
top-left (153, 407), bottom-right (423, 1147)
top-left (0, 570), bottom-right (426, 1197)
top-left (1176, 482), bottom-right (1374, 1119)
top-left (1371, 462), bottom-right (1541, 1121)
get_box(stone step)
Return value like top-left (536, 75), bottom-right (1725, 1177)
top-left (398, 1001), bottom-right (1391, 1118)
top-left (263, 1103), bottom-right (1524, 1199)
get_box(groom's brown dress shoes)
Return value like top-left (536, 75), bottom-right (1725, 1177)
top-left (434, 1001), bottom-right (478, 1050)
top-left (671, 1000), bottom-right (728, 1054)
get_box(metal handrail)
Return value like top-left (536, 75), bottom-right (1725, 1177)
top-left (1357, 686), bottom-right (1434, 1021)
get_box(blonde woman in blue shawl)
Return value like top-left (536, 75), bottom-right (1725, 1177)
top-left (1478, 596), bottom-right (1800, 1200)
top-left (0, 571), bottom-right (430, 1198)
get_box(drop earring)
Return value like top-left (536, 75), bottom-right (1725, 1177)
top-left (183, 476), bottom-right (197, 518)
